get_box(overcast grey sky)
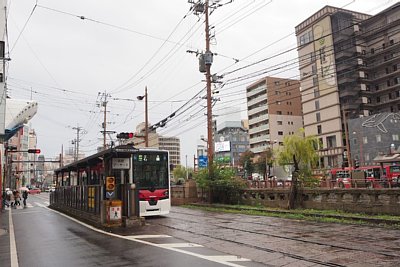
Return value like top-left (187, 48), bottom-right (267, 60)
top-left (6, 0), bottom-right (395, 165)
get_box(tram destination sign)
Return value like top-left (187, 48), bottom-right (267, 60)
top-left (112, 158), bottom-right (130, 169)
top-left (115, 146), bottom-right (138, 153)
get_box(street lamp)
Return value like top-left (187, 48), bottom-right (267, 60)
top-left (137, 86), bottom-right (149, 147)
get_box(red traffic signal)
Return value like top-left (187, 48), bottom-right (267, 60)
top-left (27, 149), bottom-right (41, 154)
top-left (117, 132), bottom-right (134, 139)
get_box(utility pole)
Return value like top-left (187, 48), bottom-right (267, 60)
top-left (137, 87), bottom-right (149, 147)
top-left (205, 0), bottom-right (213, 178)
top-left (72, 125), bottom-right (83, 161)
top-left (145, 86), bottom-right (149, 147)
top-left (99, 91), bottom-right (111, 150)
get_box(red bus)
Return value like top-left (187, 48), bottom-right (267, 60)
top-left (329, 165), bottom-right (399, 188)
top-left (381, 165), bottom-right (400, 187)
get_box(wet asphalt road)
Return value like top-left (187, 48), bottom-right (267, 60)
top-left (1, 193), bottom-right (260, 267)
top-left (2, 194), bottom-right (400, 266)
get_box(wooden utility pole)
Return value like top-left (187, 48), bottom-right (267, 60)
top-left (342, 107), bottom-right (352, 168)
top-left (205, 0), bottom-right (213, 178)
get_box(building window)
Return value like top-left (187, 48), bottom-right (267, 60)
top-left (326, 136), bottom-right (336, 148)
top-left (312, 64), bottom-right (317, 74)
top-left (275, 90), bottom-right (280, 95)
top-left (310, 52), bottom-right (316, 62)
top-left (275, 81), bottom-right (280, 86)
top-left (277, 121), bottom-right (283, 125)
top-left (377, 96), bottom-right (381, 103)
top-left (278, 131), bottom-right (283, 136)
top-left (393, 134), bottom-right (399, 141)
top-left (317, 125), bottom-right (322, 134)
top-left (371, 48), bottom-right (375, 54)
top-left (376, 134), bottom-right (382, 142)
top-left (277, 111), bottom-right (282, 115)
top-left (276, 101), bottom-right (281, 105)
top-left (316, 112), bottom-right (321, 122)
top-left (313, 77), bottom-right (318, 86)
top-left (315, 100), bottom-right (320, 110)
top-left (314, 88), bottom-right (320, 98)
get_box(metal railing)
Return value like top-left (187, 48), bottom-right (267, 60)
top-left (50, 185), bottom-right (102, 215)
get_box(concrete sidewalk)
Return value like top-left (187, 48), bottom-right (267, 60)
top-left (0, 209), bottom-right (10, 266)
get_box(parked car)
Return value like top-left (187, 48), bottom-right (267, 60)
top-left (49, 186), bottom-right (56, 192)
top-left (28, 188), bottom-right (41, 195)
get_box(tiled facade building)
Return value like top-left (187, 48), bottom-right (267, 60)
top-left (296, 3), bottom-right (400, 168)
top-left (246, 76), bottom-right (303, 156)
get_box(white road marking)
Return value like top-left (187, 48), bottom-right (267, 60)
top-left (204, 256), bottom-right (249, 262)
top-left (127, 234), bottom-right (171, 239)
top-left (9, 210), bottom-right (19, 267)
top-left (46, 207), bottom-right (251, 266)
top-left (158, 243), bottom-right (203, 248)
top-left (26, 203), bottom-right (34, 208)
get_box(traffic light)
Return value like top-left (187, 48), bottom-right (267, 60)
top-left (106, 176), bottom-right (115, 191)
top-left (27, 149), bottom-right (41, 154)
top-left (117, 132), bottom-right (134, 139)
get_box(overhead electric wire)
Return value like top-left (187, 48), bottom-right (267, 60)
top-left (10, 0), bottom-right (37, 53)
top-left (111, 9), bottom-right (193, 94)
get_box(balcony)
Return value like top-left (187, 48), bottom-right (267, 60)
top-left (247, 105), bottom-right (267, 117)
top-left (249, 124), bottom-right (269, 135)
top-left (247, 86), bottom-right (266, 98)
top-left (247, 96), bottom-right (266, 107)
top-left (249, 114), bottom-right (269, 125)
top-left (335, 49), bottom-right (355, 59)
top-left (339, 88), bottom-right (359, 98)
top-left (250, 146), bottom-right (267, 154)
top-left (249, 135), bottom-right (269, 145)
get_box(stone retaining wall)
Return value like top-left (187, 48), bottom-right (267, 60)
top-left (241, 188), bottom-right (400, 215)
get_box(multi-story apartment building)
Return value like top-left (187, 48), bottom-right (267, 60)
top-left (296, 3), bottom-right (400, 168)
top-left (214, 121), bottom-right (249, 167)
top-left (246, 76), bottom-right (303, 156)
top-left (158, 136), bottom-right (181, 167)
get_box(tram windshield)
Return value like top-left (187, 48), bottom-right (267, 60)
top-left (133, 151), bottom-right (169, 189)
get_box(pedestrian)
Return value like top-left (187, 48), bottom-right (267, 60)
top-left (10, 190), bottom-right (15, 208)
top-left (15, 191), bottom-right (21, 207)
top-left (6, 189), bottom-right (13, 207)
top-left (22, 190), bottom-right (28, 208)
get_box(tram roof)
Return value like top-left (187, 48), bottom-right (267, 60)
top-left (54, 145), bottom-right (168, 173)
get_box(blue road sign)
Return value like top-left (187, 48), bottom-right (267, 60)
top-left (198, 155), bottom-right (208, 168)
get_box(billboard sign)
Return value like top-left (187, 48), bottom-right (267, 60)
top-left (215, 141), bottom-right (231, 152)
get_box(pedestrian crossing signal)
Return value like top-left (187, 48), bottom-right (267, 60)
top-left (106, 177), bottom-right (115, 191)
top-left (28, 149), bottom-right (41, 154)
